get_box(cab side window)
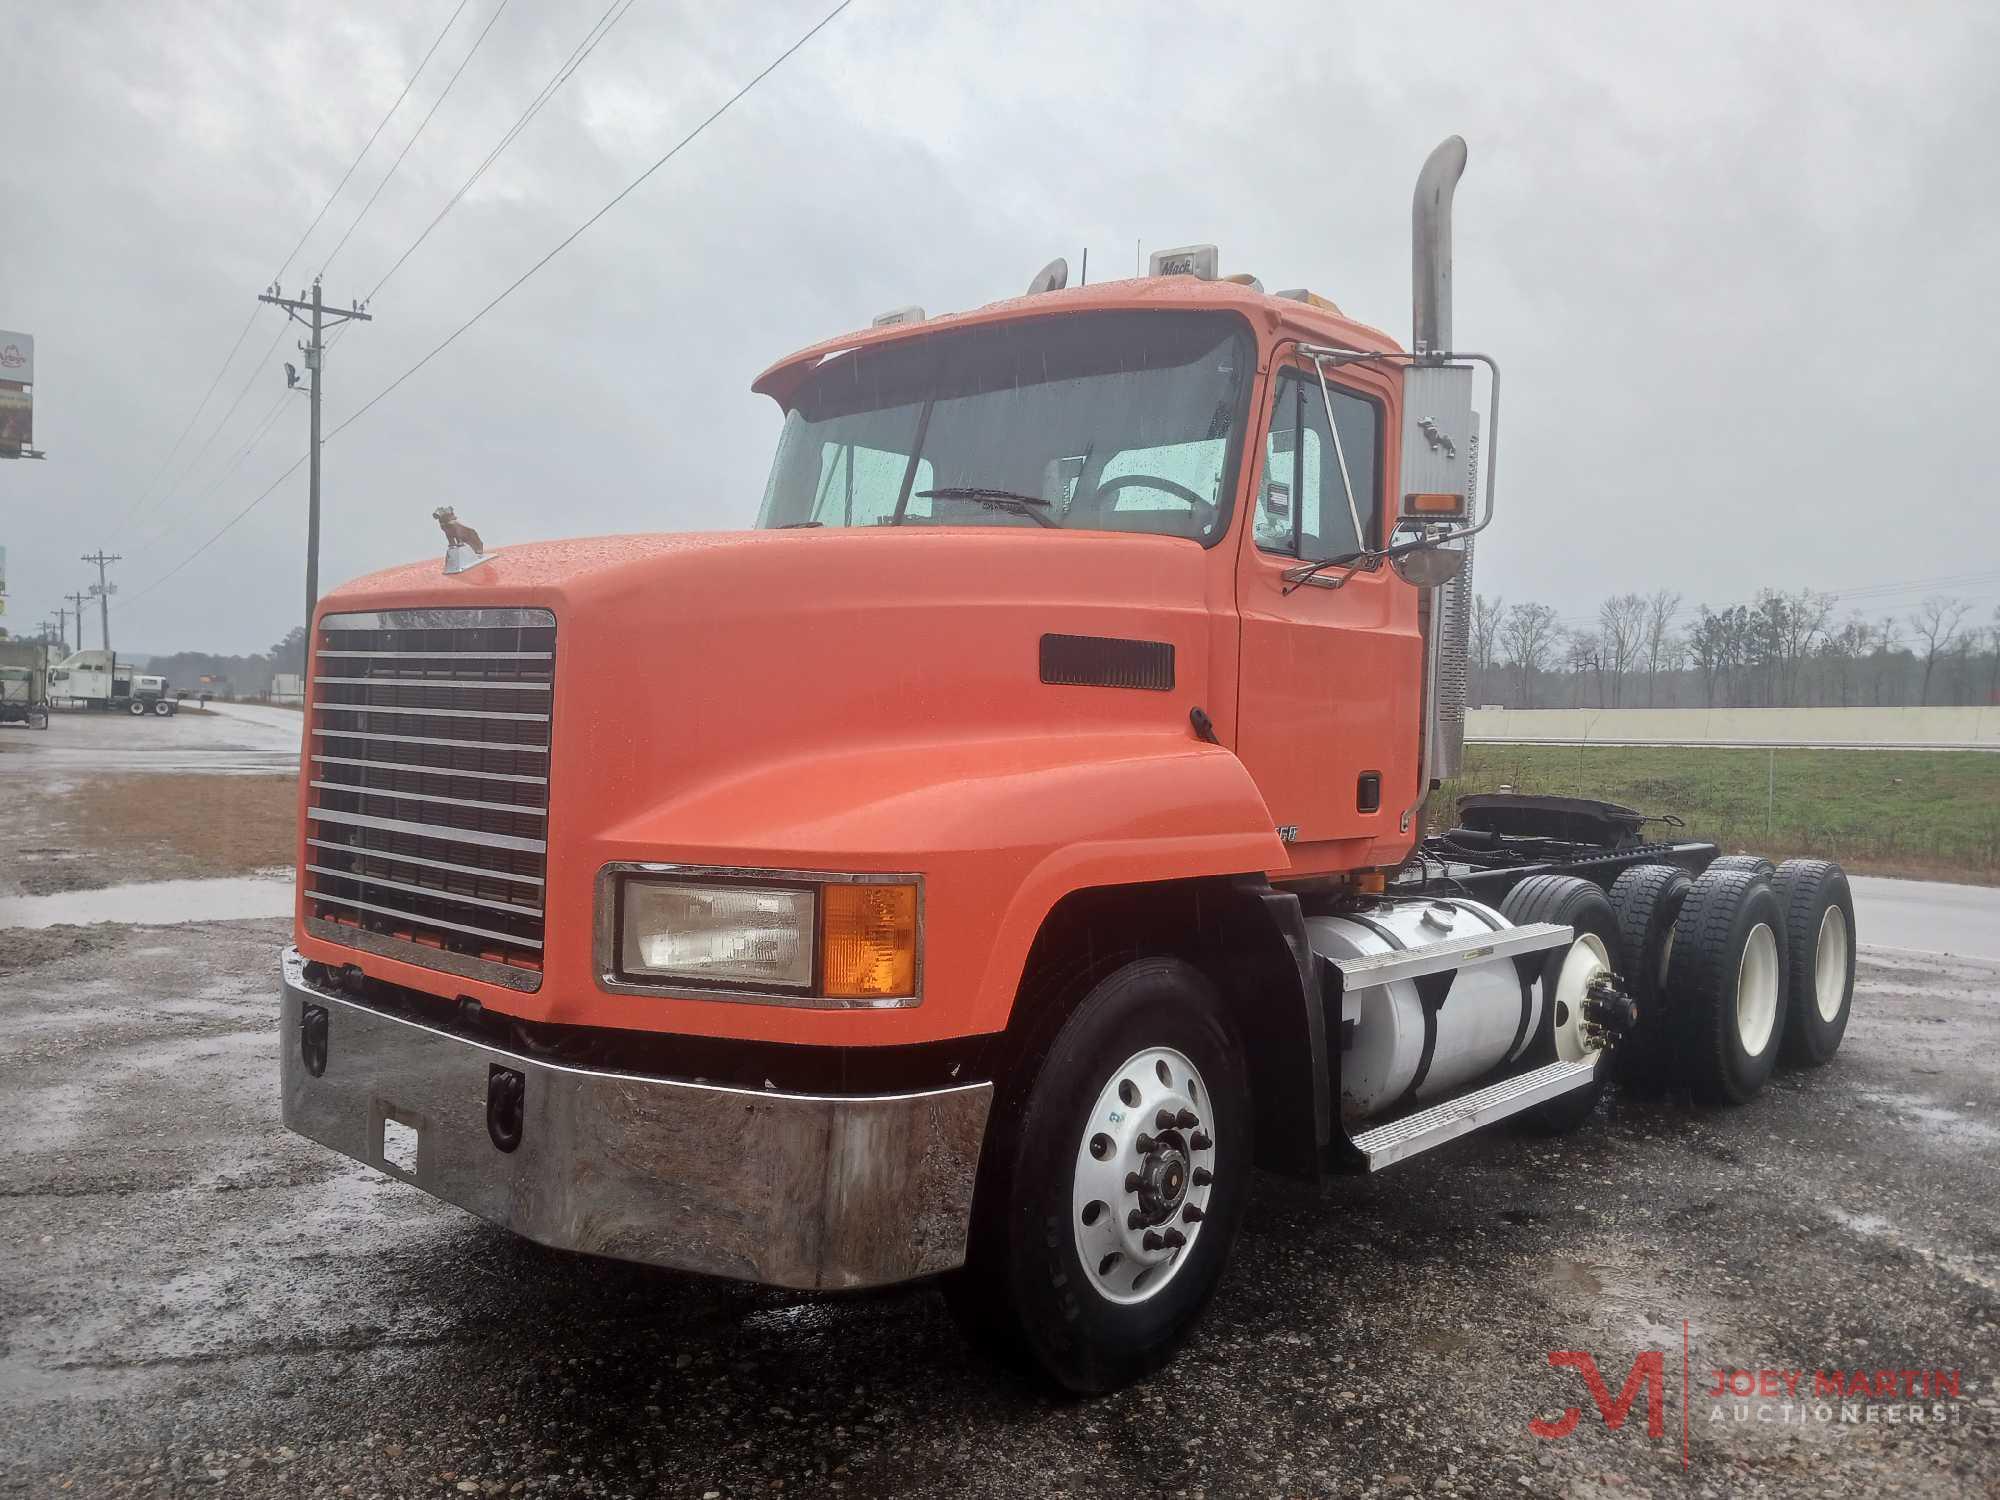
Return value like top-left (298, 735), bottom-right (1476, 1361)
top-left (1255, 371), bottom-right (1382, 562)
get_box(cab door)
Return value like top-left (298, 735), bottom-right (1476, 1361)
top-left (1233, 361), bottom-right (1419, 861)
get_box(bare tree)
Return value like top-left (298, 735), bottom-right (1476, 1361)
top-left (1596, 593), bottom-right (1646, 707)
top-left (1909, 596), bottom-right (1972, 705)
top-left (1565, 629), bottom-right (1605, 706)
top-left (1471, 593), bottom-right (1503, 675)
top-left (1820, 614), bottom-right (1870, 707)
top-left (1500, 602), bottom-right (1560, 708)
top-left (1870, 615), bottom-right (1903, 705)
top-left (1641, 589), bottom-right (1681, 706)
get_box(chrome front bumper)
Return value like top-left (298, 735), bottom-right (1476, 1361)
top-left (278, 949), bottom-right (992, 1290)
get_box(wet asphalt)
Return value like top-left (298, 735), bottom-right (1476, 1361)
top-left (2, 913), bottom-right (1995, 1499)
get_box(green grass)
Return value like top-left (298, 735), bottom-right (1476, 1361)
top-left (1438, 745), bottom-right (2000, 885)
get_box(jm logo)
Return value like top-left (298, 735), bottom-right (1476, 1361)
top-left (1530, 1350), bottom-right (1667, 1441)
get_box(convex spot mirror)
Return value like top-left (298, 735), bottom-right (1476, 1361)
top-left (1391, 545), bottom-right (1466, 588)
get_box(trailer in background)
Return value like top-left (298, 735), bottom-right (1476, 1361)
top-left (0, 663), bottom-right (49, 729)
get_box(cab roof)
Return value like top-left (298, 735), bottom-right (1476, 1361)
top-left (751, 275), bottom-right (1403, 403)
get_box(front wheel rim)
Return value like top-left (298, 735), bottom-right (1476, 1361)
top-left (1071, 1046), bottom-right (1215, 1306)
top-left (1736, 922), bottom-right (1780, 1057)
top-left (1815, 906), bottom-right (1849, 1022)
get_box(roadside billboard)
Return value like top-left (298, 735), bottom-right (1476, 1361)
top-left (0, 331), bottom-right (33, 452)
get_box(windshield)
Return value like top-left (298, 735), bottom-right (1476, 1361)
top-left (757, 310), bottom-right (1254, 544)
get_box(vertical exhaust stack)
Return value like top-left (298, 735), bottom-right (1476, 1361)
top-left (1412, 136), bottom-right (1467, 360)
top-left (1413, 136), bottom-right (1473, 806)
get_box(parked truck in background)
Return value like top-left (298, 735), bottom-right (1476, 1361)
top-left (46, 650), bottom-right (176, 715)
top-left (277, 137), bottom-right (1859, 1393)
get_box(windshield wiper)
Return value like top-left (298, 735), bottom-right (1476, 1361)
top-left (776, 520), bottom-right (823, 529)
top-left (914, 487), bottom-right (1057, 527)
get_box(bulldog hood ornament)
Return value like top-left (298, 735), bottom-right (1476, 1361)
top-left (434, 506), bottom-right (492, 574)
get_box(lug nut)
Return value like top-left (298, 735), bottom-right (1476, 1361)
top-left (1128, 1208), bottom-right (1145, 1230)
top-left (1142, 1229), bottom-right (1166, 1251)
top-left (1189, 1131), bottom-right (1212, 1152)
top-left (1182, 1204), bottom-right (1204, 1223)
top-left (1191, 1167), bottom-right (1213, 1187)
top-left (1156, 1108), bottom-right (1177, 1131)
top-left (1163, 1227), bottom-right (1187, 1249)
top-left (1174, 1108), bottom-right (1199, 1129)
top-left (1135, 1132), bottom-right (1156, 1154)
top-left (1125, 1171), bottom-right (1143, 1193)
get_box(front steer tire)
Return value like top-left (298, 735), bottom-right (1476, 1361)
top-left (947, 956), bottom-right (1252, 1394)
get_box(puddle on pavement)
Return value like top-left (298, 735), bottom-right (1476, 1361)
top-left (0, 873), bottom-right (293, 929)
top-left (1858, 1088), bottom-right (2000, 1146)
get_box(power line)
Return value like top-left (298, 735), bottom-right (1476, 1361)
top-left (134, 387), bottom-right (295, 549)
top-left (364, 0), bottom-right (639, 304)
top-left (130, 323), bottom-right (288, 527)
top-left (327, 0), bottom-right (853, 443)
top-left (319, 0), bottom-right (516, 278)
top-left (124, 307), bottom-right (258, 522)
top-left (126, 0), bottom-right (473, 526)
top-left (119, 0), bottom-right (853, 614)
top-left (272, 0), bottom-right (476, 285)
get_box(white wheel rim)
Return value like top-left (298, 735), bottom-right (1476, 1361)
top-left (1551, 932), bottom-right (1612, 1063)
top-left (1071, 1046), bottom-right (1215, 1306)
top-left (1736, 922), bottom-right (1780, 1057)
top-left (1815, 906), bottom-right (1849, 1023)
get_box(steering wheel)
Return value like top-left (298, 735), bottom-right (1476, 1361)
top-left (1086, 474), bottom-right (1218, 535)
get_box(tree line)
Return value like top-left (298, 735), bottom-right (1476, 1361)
top-left (1469, 591), bottom-right (1999, 710)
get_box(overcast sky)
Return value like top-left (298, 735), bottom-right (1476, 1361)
top-left (3, 0), bottom-right (1997, 656)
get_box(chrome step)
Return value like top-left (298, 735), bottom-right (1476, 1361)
top-left (1349, 1057), bottom-right (1600, 1171)
top-left (1330, 921), bottom-right (1570, 989)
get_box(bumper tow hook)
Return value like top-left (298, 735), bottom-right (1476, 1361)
top-left (487, 1066), bottom-right (526, 1153)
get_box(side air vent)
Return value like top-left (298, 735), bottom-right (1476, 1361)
top-left (1039, 633), bottom-right (1175, 692)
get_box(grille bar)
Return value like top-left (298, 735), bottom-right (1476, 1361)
top-left (316, 648), bottom-right (553, 661)
top-left (315, 726), bottom-right (553, 756)
top-left (310, 891), bottom-right (546, 949)
top-left (310, 754), bottom-right (548, 787)
top-left (314, 701), bottom-right (550, 723)
top-left (308, 779), bottom-right (548, 819)
top-left (306, 607), bottom-right (555, 990)
top-left (314, 676), bottom-right (552, 693)
top-left (306, 836), bottom-right (544, 887)
top-left (308, 804), bottom-right (546, 852)
top-left (303, 864), bottom-right (544, 917)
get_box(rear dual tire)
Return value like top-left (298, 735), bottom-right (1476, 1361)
top-left (1498, 875), bottom-right (1620, 1134)
top-left (1772, 859), bottom-right (1856, 1067)
top-left (1666, 868), bottom-right (1789, 1104)
top-left (1605, 864), bottom-right (1691, 1092)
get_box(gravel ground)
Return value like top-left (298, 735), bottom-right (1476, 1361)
top-left (1, 915), bottom-right (1993, 1499)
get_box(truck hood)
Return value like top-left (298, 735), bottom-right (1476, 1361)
top-left (319, 525), bottom-right (1240, 832)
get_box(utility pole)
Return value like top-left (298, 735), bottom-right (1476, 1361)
top-left (81, 551), bottom-right (120, 651)
top-left (258, 278), bottom-right (371, 644)
top-left (66, 588), bottom-right (91, 650)
top-left (50, 603), bottom-right (70, 655)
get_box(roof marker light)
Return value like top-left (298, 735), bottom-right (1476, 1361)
top-left (871, 306), bottom-right (925, 328)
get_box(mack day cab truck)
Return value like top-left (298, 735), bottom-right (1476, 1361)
top-left (279, 137), bottom-right (1860, 1393)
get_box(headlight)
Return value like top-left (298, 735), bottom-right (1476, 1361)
top-left (603, 869), bottom-right (922, 1004)
top-left (620, 881), bottom-right (815, 989)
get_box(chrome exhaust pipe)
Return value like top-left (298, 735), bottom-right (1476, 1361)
top-left (1412, 136), bottom-right (1467, 359)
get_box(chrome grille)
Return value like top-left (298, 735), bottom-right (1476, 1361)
top-left (304, 607), bottom-right (554, 992)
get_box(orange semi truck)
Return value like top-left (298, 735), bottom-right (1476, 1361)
top-left (280, 138), bottom-right (1859, 1392)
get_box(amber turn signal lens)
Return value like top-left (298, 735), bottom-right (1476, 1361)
top-left (1403, 491), bottom-right (1465, 516)
top-left (820, 883), bottom-right (918, 999)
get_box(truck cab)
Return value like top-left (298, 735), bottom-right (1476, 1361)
top-left (278, 139), bottom-right (1857, 1393)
